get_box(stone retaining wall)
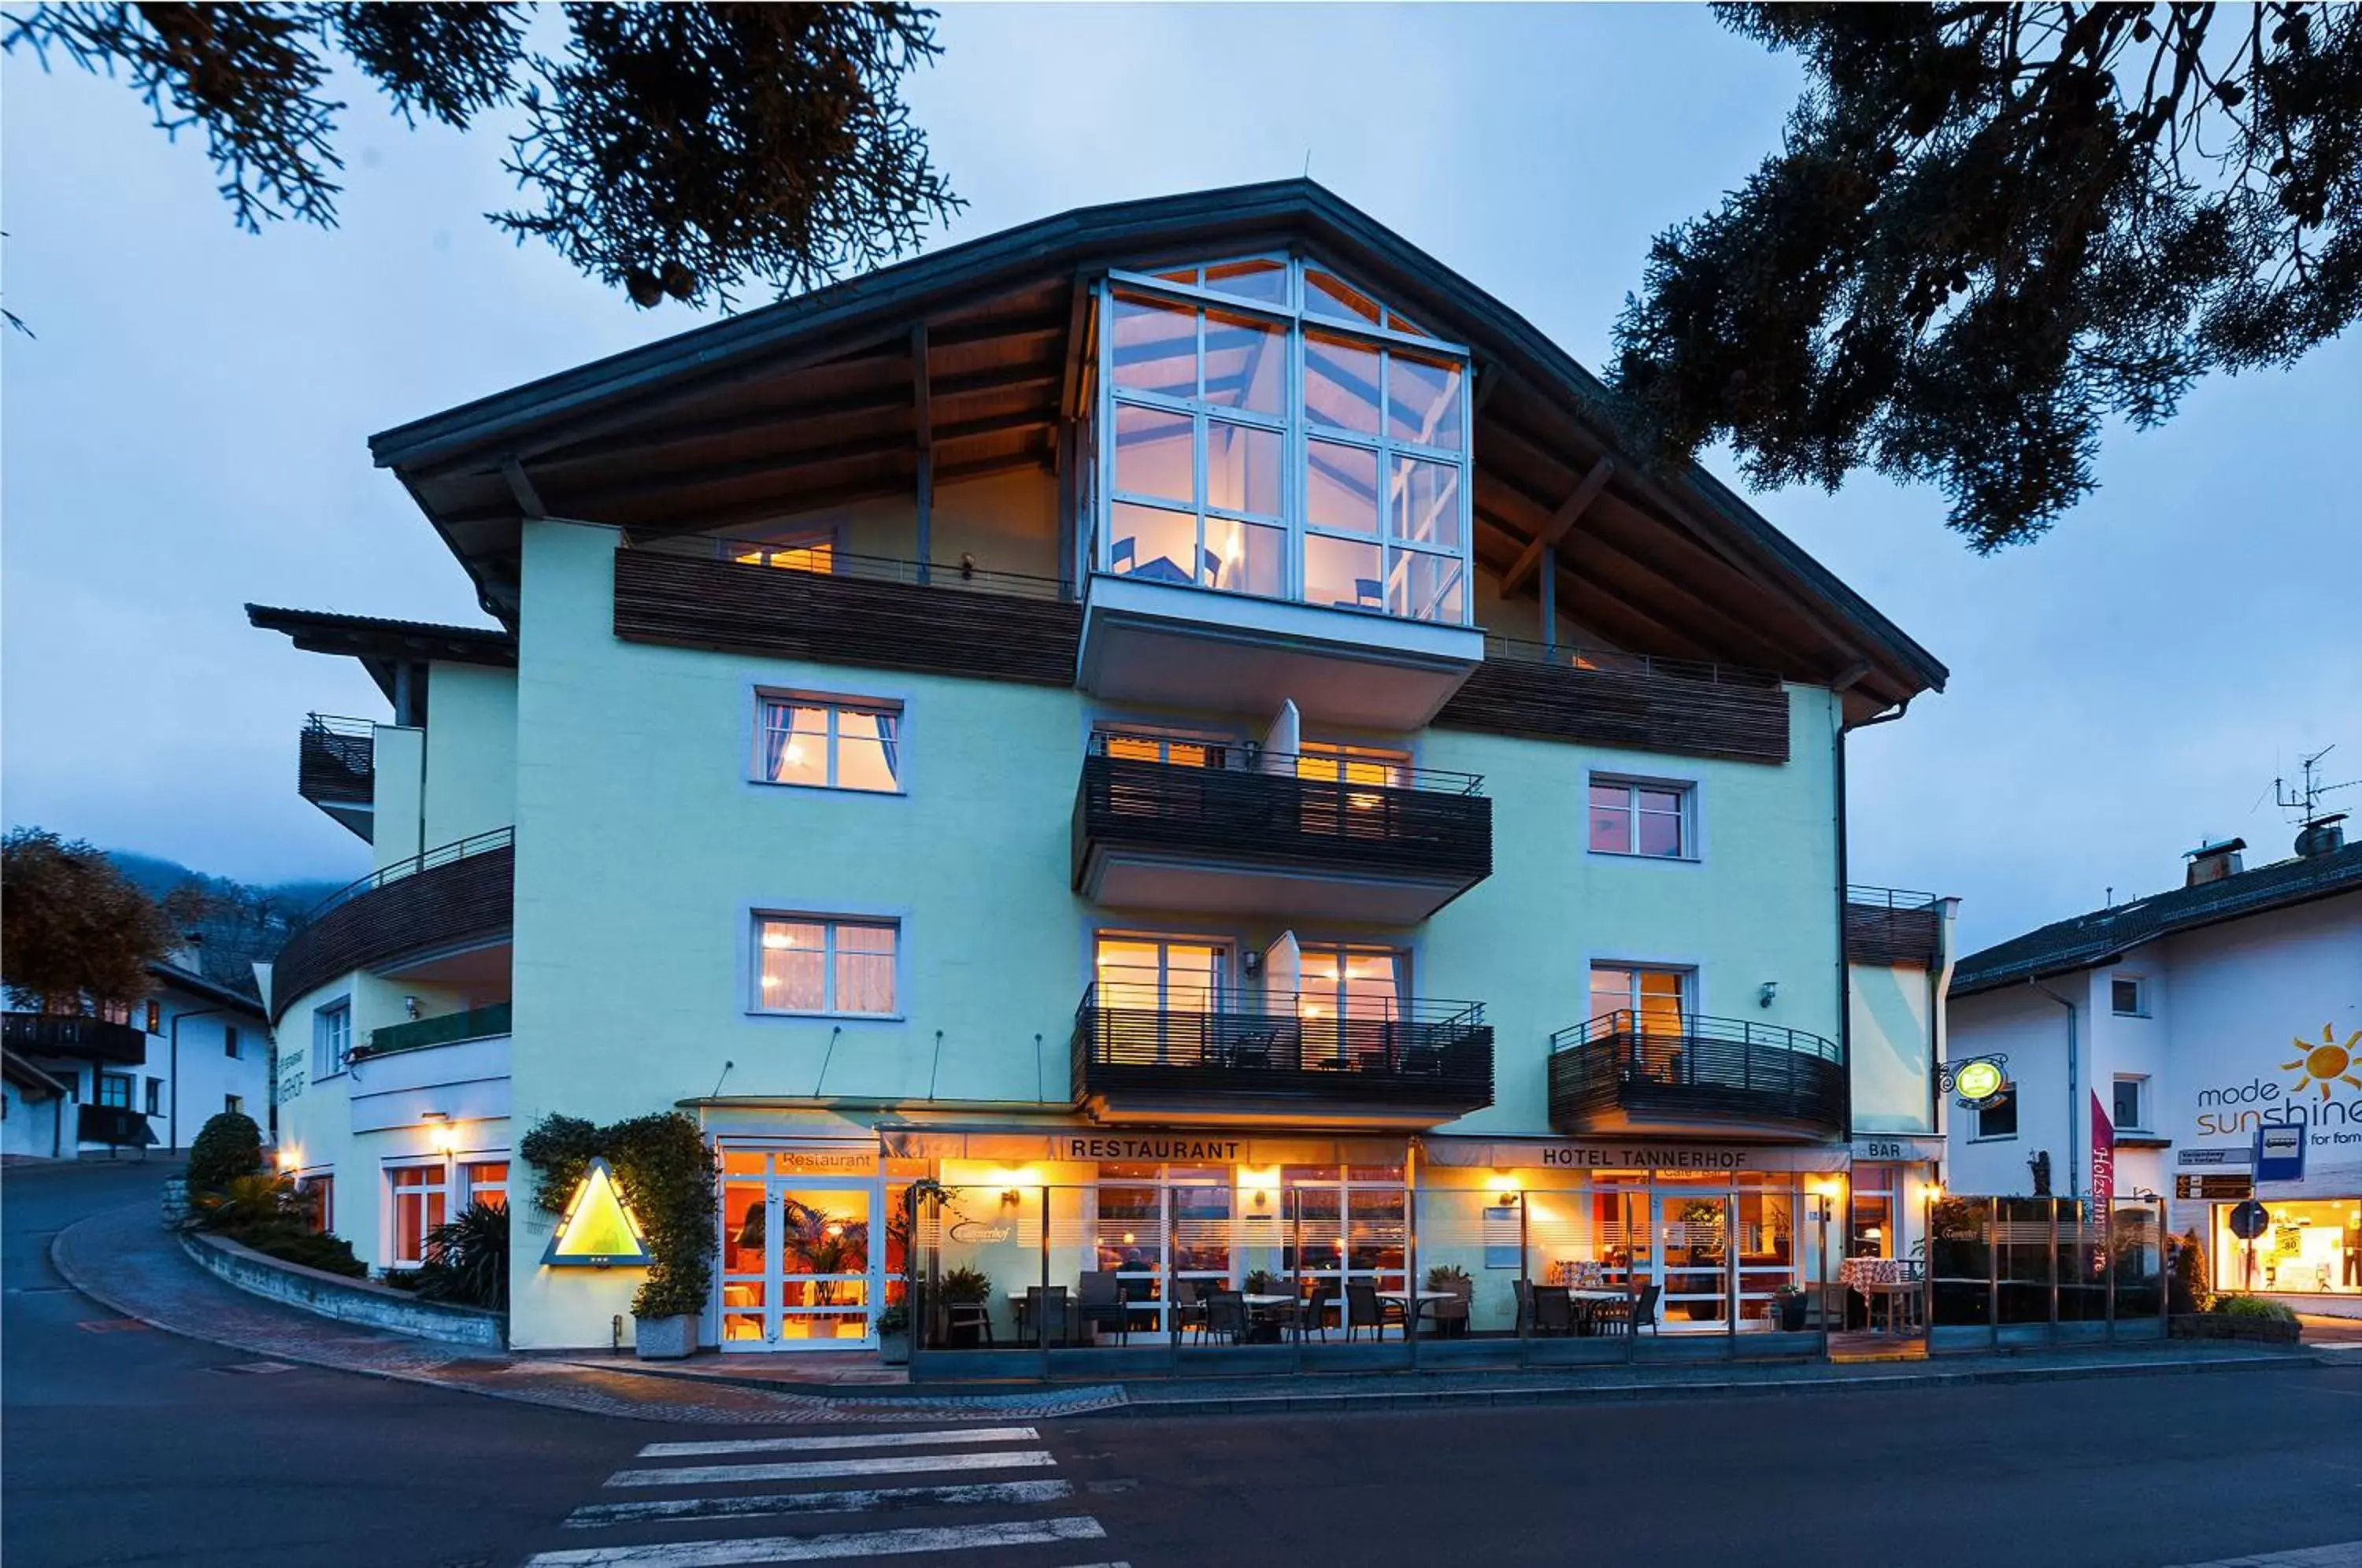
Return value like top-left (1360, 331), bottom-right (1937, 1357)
top-left (181, 1230), bottom-right (506, 1348)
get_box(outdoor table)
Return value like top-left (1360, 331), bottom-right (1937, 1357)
top-left (1566, 1287), bottom-right (1627, 1335)
top-left (1377, 1289), bottom-right (1455, 1336)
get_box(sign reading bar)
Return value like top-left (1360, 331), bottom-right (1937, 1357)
top-left (1851, 1135), bottom-right (1946, 1164)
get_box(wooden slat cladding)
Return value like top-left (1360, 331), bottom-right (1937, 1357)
top-left (1435, 657), bottom-right (1791, 764)
top-left (1845, 902), bottom-right (1944, 968)
top-left (613, 551), bottom-right (1081, 686)
top-left (271, 847), bottom-right (514, 1022)
top-left (1073, 755), bottom-right (1492, 889)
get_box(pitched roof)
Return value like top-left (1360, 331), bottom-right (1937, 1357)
top-left (1950, 839), bottom-right (2362, 997)
top-left (150, 959), bottom-right (270, 1019)
top-left (246, 604), bottom-right (516, 703)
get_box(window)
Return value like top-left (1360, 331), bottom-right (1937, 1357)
top-left (2111, 976), bottom-right (2147, 1016)
top-left (1590, 778), bottom-right (1692, 858)
top-left (1099, 727), bottom-right (1234, 768)
top-left (1589, 964), bottom-right (1688, 1030)
top-left (312, 1001), bottom-right (351, 1080)
top-left (388, 1164), bottom-right (447, 1267)
top-left (97, 1073), bottom-right (134, 1110)
top-left (144, 1001), bottom-right (162, 1034)
top-left (299, 1174), bottom-right (335, 1233)
top-left (461, 1160), bottom-right (509, 1212)
top-left (1975, 1088), bottom-right (2019, 1141)
top-left (2112, 1076), bottom-right (2147, 1131)
top-left (224, 1094), bottom-right (244, 1117)
top-left (1295, 740), bottom-right (1409, 788)
top-left (143, 1078), bottom-right (163, 1116)
top-left (754, 917), bottom-right (898, 1015)
top-left (732, 529), bottom-right (834, 574)
top-left (1295, 944), bottom-right (1406, 1022)
top-left (1098, 255), bottom-right (1471, 626)
top-left (99, 1000), bottom-right (133, 1026)
top-left (1094, 935), bottom-right (1226, 1011)
top-left (224, 1025), bottom-right (242, 1060)
top-left (756, 696), bottom-right (903, 792)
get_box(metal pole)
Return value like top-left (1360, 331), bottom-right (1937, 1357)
top-left (1038, 1185), bottom-right (1052, 1378)
top-left (1923, 1187), bottom-right (1935, 1346)
top-left (2157, 1195), bottom-right (2170, 1337)
top-left (1405, 1147), bottom-right (1420, 1370)
top-left (2047, 1196), bottom-right (2061, 1341)
top-left (1629, 1188), bottom-right (1642, 1366)
top-left (1987, 1199), bottom-right (2000, 1352)
top-left (1816, 1190), bottom-right (1831, 1361)
top-left (2105, 1193), bottom-right (2118, 1343)
top-left (1517, 1191), bottom-right (1531, 1369)
top-left (1724, 1192), bottom-right (1738, 1354)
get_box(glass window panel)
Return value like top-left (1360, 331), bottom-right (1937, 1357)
top-left (1638, 788), bottom-right (1683, 816)
top-left (762, 703), bottom-right (831, 786)
top-left (1202, 312), bottom-right (1283, 415)
top-left (1205, 421), bottom-right (1281, 518)
top-left (1113, 404), bottom-right (1194, 504)
top-left (1303, 534), bottom-right (1383, 613)
top-left (1590, 966), bottom-right (1635, 1021)
top-left (1386, 352), bottom-right (1464, 449)
top-left (1590, 785), bottom-right (1633, 853)
top-left (1161, 944), bottom-right (1222, 1011)
top-left (1305, 269), bottom-right (1381, 324)
top-left (734, 537), bottom-right (833, 574)
top-left (758, 920), bottom-right (827, 1011)
top-left (1094, 938), bottom-right (1164, 1010)
top-left (1386, 307), bottom-right (1432, 338)
top-left (1389, 456), bottom-right (1462, 549)
top-left (1303, 332), bottom-right (1382, 435)
top-left (1108, 502), bottom-right (1200, 585)
top-left (1111, 294), bottom-right (1196, 399)
top-left (1305, 441), bottom-right (1379, 535)
top-left (1203, 258), bottom-right (1289, 304)
top-left (833, 709), bottom-right (901, 793)
top-left (1636, 802), bottom-right (1684, 858)
top-left (1386, 548), bottom-right (1464, 624)
top-left (1203, 517), bottom-right (1285, 598)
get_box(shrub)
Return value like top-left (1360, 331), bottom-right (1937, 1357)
top-left (379, 1267), bottom-right (429, 1292)
top-left (194, 1172), bottom-right (297, 1233)
top-left (2171, 1227), bottom-right (2212, 1312)
top-left (520, 1110), bottom-right (716, 1322)
top-left (2211, 1294), bottom-right (2299, 1323)
top-left (186, 1111), bottom-right (265, 1195)
top-left (416, 1200), bottom-right (511, 1311)
top-left (242, 1226), bottom-right (367, 1278)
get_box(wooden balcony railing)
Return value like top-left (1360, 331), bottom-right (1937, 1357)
top-left (2, 1012), bottom-right (148, 1066)
top-left (269, 830), bottom-right (514, 1023)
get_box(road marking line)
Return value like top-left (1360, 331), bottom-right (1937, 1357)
top-left (521, 1514), bottom-right (1105, 1566)
top-left (605, 1451), bottom-right (1055, 1489)
top-left (565, 1477), bottom-right (1075, 1529)
top-left (2165, 1546), bottom-right (2362, 1567)
top-left (637, 1426), bottom-right (1037, 1459)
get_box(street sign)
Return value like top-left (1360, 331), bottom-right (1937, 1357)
top-left (2175, 1174), bottom-right (2254, 1200)
top-left (2227, 1200), bottom-right (2271, 1241)
top-left (1954, 1060), bottom-right (2005, 1101)
top-left (2256, 1123), bottom-right (2307, 1183)
top-left (2177, 1147), bottom-right (2253, 1168)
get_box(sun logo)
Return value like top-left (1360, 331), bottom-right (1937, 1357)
top-left (2282, 1023), bottom-right (2362, 1103)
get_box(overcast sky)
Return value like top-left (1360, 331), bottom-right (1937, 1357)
top-left (4, 6), bottom-right (2353, 954)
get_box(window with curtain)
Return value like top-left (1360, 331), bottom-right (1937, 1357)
top-left (756, 696), bottom-right (903, 792)
top-left (755, 917), bottom-right (899, 1015)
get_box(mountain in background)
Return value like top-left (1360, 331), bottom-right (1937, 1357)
top-left (106, 850), bottom-right (350, 997)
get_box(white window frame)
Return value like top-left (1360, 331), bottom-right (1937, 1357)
top-left (458, 1158), bottom-right (510, 1211)
top-left (386, 1159), bottom-right (450, 1269)
top-left (1094, 254), bottom-right (1475, 627)
top-left (751, 915), bottom-right (902, 1019)
top-left (1587, 963), bottom-right (1694, 1022)
top-left (1972, 1087), bottom-right (2020, 1142)
top-left (312, 999), bottom-right (352, 1081)
top-left (752, 692), bottom-right (905, 793)
top-left (1587, 775), bottom-right (1697, 860)
top-left (2112, 1074), bottom-right (2149, 1133)
top-left (2110, 975), bottom-right (2149, 1017)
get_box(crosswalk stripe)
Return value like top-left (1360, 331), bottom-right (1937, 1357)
top-left (637, 1427), bottom-right (1037, 1459)
top-left (605, 1450), bottom-right (1055, 1488)
top-left (564, 1478), bottom-right (1076, 1529)
top-left (521, 1514), bottom-right (1106, 1566)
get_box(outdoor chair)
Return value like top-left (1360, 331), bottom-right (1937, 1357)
top-left (1076, 1270), bottom-right (1129, 1345)
top-left (1513, 1278), bottom-right (1534, 1336)
top-left (1343, 1281), bottom-right (1398, 1341)
top-left (1174, 1278), bottom-right (1212, 1341)
top-left (1201, 1290), bottom-right (1249, 1346)
top-left (1229, 1030), bottom-right (1278, 1069)
top-left (1430, 1277), bottom-right (1472, 1337)
top-left (1629, 1282), bottom-right (1663, 1335)
top-left (1024, 1285), bottom-right (1072, 1348)
top-left (1531, 1285), bottom-right (1575, 1337)
top-left (944, 1299), bottom-right (994, 1347)
top-left (1294, 1282), bottom-right (1336, 1341)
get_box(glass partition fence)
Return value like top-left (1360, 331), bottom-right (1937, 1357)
top-left (1926, 1196), bottom-right (2166, 1347)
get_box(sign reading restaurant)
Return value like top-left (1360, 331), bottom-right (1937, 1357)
top-left (1062, 1133), bottom-right (1246, 1163)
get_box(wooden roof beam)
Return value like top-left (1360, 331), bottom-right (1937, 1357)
top-left (1498, 457), bottom-right (1614, 597)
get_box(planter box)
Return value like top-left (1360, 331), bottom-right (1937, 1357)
top-left (2169, 1313), bottom-right (2303, 1346)
top-left (879, 1329), bottom-right (910, 1366)
top-left (182, 1230), bottom-right (505, 1348)
top-left (635, 1313), bottom-right (698, 1359)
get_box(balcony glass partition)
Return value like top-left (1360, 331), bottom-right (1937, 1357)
top-left (1095, 255), bottom-right (1472, 626)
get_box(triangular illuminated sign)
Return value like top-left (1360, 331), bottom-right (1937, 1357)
top-left (541, 1157), bottom-right (651, 1268)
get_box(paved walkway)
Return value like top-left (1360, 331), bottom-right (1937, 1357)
top-left (53, 1197), bottom-right (2331, 1424)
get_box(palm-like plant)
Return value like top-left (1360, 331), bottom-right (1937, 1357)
top-left (194, 1173), bottom-right (298, 1233)
top-left (779, 1198), bottom-right (869, 1307)
top-left (419, 1200), bottom-right (511, 1311)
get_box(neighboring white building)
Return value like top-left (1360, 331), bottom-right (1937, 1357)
top-left (1945, 830), bottom-right (2362, 1318)
top-left (252, 183), bottom-right (1953, 1355)
top-left (2, 955), bottom-right (272, 1159)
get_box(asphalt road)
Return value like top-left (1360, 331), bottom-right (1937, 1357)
top-left (8, 1160), bottom-right (2360, 1568)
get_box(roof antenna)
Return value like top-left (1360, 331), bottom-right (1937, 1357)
top-left (2275, 744), bottom-right (2356, 858)
top-left (1304, 148), bottom-right (1313, 178)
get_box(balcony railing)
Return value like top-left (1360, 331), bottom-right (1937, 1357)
top-left (1547, 1011), bottom-right (1845, 1141)
top-left (1072, 733), bottom-right (1492, 918)
top-left (354, 1001), bottom-right (513, 1062)
top-left (2, 1011), bottom-right (147, 1065)
top-left (1845, 886), bottom-right (1946, 967)
top-left (270, 829), bottom-right (515, 1023)
top-left (298, 714), bottom-right (376, 841)
top-left (1435, 636), bottom-right (1792, 764)
top-left (1072, 985), bottom-right (1494, 1119)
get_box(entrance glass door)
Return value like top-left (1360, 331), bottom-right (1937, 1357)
top-left (719, 1170), bottom-right (879, 1350)
top-left (1654, 1186), bottom-right (1731, 1329)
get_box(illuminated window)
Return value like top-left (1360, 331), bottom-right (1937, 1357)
top-left (1296, 740), bottom-right (1409, 788)
top-left (1097, 255), bottom-right (1470, 625)
top-left (732, 531), bottom-right (835, 574)
top-left (1096, 726), bottom-right (1233, 769)
top-left (1590, 778), bottom-right (1694, 859)
top-left (755, 696), bottom-right (902, 792)
top-left (1295, 944), bottom-right (1406, 1023)
top-left (755, 917), bottom-right (898, 1016)
top-left (1589, 965), bottom-right (1688, 1033)
top-left (389, 1163), bottom-right (447, 1267)
top-left (462, 1160), bottom-right (509, 1212)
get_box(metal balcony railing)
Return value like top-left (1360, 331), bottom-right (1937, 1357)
top-left (298, 714), bottom-right (375, 807)
top-left (1547, 1010), bottom-right (1846, 1140)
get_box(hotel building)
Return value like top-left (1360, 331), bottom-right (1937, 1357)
top-left (254, 182), bottom-right (1953, 1356)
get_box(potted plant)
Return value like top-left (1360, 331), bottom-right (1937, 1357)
top-left (1244, 1269), bottom-right (1279, 1296)
top-left (632, 1272), bottom-right (704, 1359)
top-left (1772, 1282), bottom-right (1809, 1332)
top-left (876, 1300), bottom-right (911, 1365)
top-left (1424, 1263), bottom-right (1472, 1337)
top-left (940, 1266), bottom-right (992, 1348)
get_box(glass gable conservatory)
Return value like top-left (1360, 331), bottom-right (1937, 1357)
top-left (1090, 256), bottom-right (1472, 627)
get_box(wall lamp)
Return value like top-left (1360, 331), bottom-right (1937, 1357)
top-left (1758, 981), bottom-right (1779, 1008)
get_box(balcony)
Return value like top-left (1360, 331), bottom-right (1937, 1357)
top-left (1548, 1011), bottom-right (1845, 1142)
top-left (354, 1001), bottom-right (513, 1062)
top-left (1072, 987), bottom-right (1494, 1126)
top-left (298, 714), bottom-right (376, 841)
top-left (2, 1012), bottom-right (148, 1066)
top-left (346, 1007), bottom-right (511, 1135)
top-left (270, 830), bottom-right (514, 1023)
top-left (1435, 638), bottom-right (1791, 764)
top-left (1845, 886), bottom-right (1945, 967)
top-left (1072, 736), bottom-right (1492, 923)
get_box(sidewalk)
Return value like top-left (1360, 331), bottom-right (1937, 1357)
top-left (53, 1197), bottom-right (2331, 1426)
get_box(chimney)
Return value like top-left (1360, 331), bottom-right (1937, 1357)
top-left (2183, 837), bottom-right (2247, 886)
top-left (2297, 814), bottom-right (2348, 860)
top-left (165, 929), bottom-right (205, 974)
